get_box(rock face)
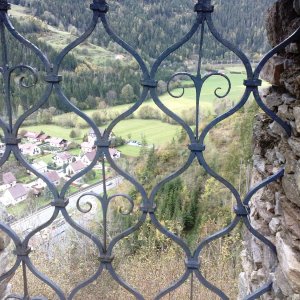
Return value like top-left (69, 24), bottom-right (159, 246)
top-left (240, 1), bottom-right (300, 299)
top-left (0, 205), bottom-right (11, 300)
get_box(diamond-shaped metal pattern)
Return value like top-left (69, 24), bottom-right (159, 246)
top-left (0, 0), bottom-right (299, 299)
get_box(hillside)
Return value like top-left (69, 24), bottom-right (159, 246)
top-left (2, 0), bottom-right (276, 115)
top-left (11, 0), bottom-right (276, 61)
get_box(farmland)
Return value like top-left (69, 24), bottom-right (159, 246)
top-left (21, 70), bottom-right (267, 157)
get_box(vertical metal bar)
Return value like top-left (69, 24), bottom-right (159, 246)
top-left (0, 21), bottom-right (12, 129)
top-left (196, 21), bottom-right (205, 78)
top-left (0, 21), bottom-right (8, 66)
top-left (195, 21), bottom-right (205, 139)
top-left (190, 272), bottom-right (194, 300)
top-left (22, 261), bottom-right (30, 300)
top-left (102, 156), bottom-right (107, 251)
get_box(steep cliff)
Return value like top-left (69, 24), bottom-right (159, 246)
top-left (240, 0), bottom-right (300, 299)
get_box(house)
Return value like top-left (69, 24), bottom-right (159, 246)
top-left (81, 148), bottom-right (120, 163)
top-left (88, 128), bottom-right (97, 144)
top-left (109, 148), bottom-right (121, 160)
top-left (82, 150), bottom-right (97, 165)
top-left (3, 183), bottom-right (28, 206)
top-left (88, 128), bottom-right (108, 144)
top-left (24, 131), bottom-right (42, 143)
top-left (3, 172), bottom-right (16, 187)
top-left (46, 137), bottom-right (68, 149)
top-left (0, 172), bottom-right (17, 192)
top-left (0, 196), bottom-right (11, 207)
top-left (53, 152), bottom-right (74, 166)
top-left (19, 144), bottom-right (41, 156)
top-left (81, 142), bottom-right (95, 154)
top-left (0, 143), bottom-right (5, 155)
top-left (37, 133), bottom-right (50, 143)
top-left (38, 171), bottom-right (61, 187)
top-left (66, 160), bottom-right (86, 176)
top-left (31, 161), bottom-right (48, 173)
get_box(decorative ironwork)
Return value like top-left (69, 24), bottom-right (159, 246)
top-left (0, 0), bottom-right (298, 298)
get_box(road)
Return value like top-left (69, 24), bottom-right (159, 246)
top-left (11, 176), bottom-right (123, 235)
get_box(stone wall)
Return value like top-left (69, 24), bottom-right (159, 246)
top-left (0, 205), bottom-right (11, 300)
top-left (239, 0), bottom-right (300, 299)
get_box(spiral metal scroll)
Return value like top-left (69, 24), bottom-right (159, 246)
top-left (0, 0), bottom-right (297, 299)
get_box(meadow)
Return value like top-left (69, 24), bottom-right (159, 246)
top-left (22, 70), bottom-right (267, 157)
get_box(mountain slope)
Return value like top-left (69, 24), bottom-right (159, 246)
top-left (11, 0), bottom-right (276, 61)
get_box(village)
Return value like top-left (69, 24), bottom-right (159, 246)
top-left (0, 128), bottom-right (121, 209)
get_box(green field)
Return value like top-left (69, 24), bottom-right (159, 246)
top-left (21, 71), bottom-right (264, 157)
top-left (82, 73), bottom-right (248, 118)
top-left (112, 119), bottom-right (180, 145)
top-left (22, 119), bottom-right (181, 147)
top-left (117, 145), bottom-right (141, 157)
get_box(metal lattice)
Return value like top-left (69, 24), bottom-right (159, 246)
top-left (0, 0), bottom-right (299, 299)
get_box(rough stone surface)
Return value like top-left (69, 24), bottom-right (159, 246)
top-left (261, 56), bottom-right (285, 86)
top-left (294, 107), bottom-right (300, 132)
top-left (240, 1), bottom-right (300, 298)
top-left (276, 232), bottom-right (300, 293)
top-left (288, 137), bottom-right (300, 156)
top-left (282, 174), bottom-right (300, 206)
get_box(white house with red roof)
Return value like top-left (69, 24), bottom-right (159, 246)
top-left (0, 143), bottom-right (5, 156)
top-left (82, 150), bottom-right (97, 165)
top-left (37, 133), bottom-right (50, 143)
top-left (3, 183), bottom-right (28, 206)
top-left (53, 152), bottom-right (74, 166)
top-left (108, 148), bottom-right (121, 160)
top-left (19, 144), bottom-right (41, 156)
top-left (46, 137), bottom-right (68, 149)
top-left (24, 131), bottom-right (42, 143)
top-left (66, 160), bottom-right (86, 176)
top-left (38, 171), bottom-right (61, 187)
top-left (31, 161), bottom-right (48, 174)
top-left (0, 172), bottom-right (17, 192)
top-left (81, 142), bottom-right (95, 154)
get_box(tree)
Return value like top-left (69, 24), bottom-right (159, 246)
top-left (69, 129), bottom-right (77, 139)
top-left (120, 84), bottom-right (136, 103)
top-left (84, 170), bottom-right (96, 183)
top-left (111, 136), bottom-right (126, 147)
top-left (92, 112), bottom-right (104, 126)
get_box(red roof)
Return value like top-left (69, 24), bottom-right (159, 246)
top-left (2, 172), bottom-right (16, 184)
top-left (38, 134), bottom-right (49, 141)
top-left (84, 150), bottom-right (96, 162)
top-left (109, 148), bottom-right (119, 157)
top-left (24, 131), bottom-right (41, 139)
top-left (55, 152), bottom-right (72, 161)
top-left (44, 171), bottom-right (60, 183)
top-left (8, 184), bottom-right (27, 200)
top-left (70, 160), bottom-right (85, 172)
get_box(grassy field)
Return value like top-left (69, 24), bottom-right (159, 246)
top-left (22, 119), bottom-right (181, 147)
top-left (82, 73), bottom-right (248, 118)
top-left (117, 145), bottom-right (141, 157)
top-left (21, 71), bottom-right (265, 158)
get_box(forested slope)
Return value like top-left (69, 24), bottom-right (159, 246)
top-left (2, 0), bottom-right (275, 115)
top-left (12, 0), bottom-right (275, 60)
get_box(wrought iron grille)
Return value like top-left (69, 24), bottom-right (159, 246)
top-left (0, 0), bottom-right (299, 299)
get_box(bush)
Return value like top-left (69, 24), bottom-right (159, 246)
top-left (137, 106), bottom-right (161, 120)
top-left (69, 129), bottom-right (81, 139)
